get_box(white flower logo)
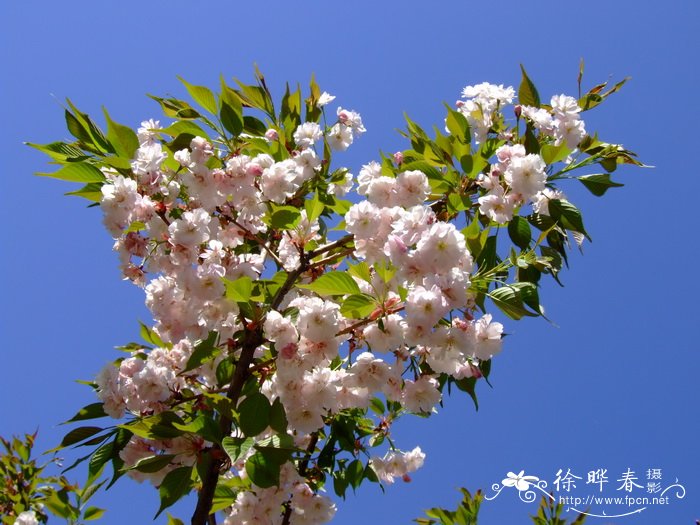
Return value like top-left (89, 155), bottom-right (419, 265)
top-left (502, 470), bottom-right (539, 491)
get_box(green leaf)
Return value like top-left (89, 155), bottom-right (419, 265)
top-left (58, 426), bottom-right (104, 449)
top-left (346, 459), bottom-right (365, 489)
top-left (216, 358), bottom-right (234, 386)
top-left (26, 141), bottom-right (88, 162)
top-left (220, 101), bottom-right (244, 136)
top-left (243, 115), bottom-right (268, 136)
top-left (577, 173), bottom-right (624, 196)
top-left (211, 485), bottom-right (238, 513)
top-left (347, 262), bottom-right (372, 283)
top-left (459, 154), bottom-right (473, 174)
top-left (130, 454), bottom-right (175, 473)
top-left (245, 452), bottom-right (280, 488)
top-left (548, 199), bottom-right (590, 240)
top-left (103, 108), bottom-right (139, 158)
top-left (159, 120), bottom-right (210, 139)
top-left (219, 79), bottom-right (245, 137)
top-left (184, 331), bottom-right (219, 371)
top-left (340, 294), bottom-right (377, 319)
top-left (475, 235), bottom-right (498, 273)
top-left (269, 398), bottom-right (288, 433)
top-left (65, 109), bottom-right (92, 143)
top-left (83, 506), bottom-right (106, 521)
top-left (488, 285), bottom-right (538, 320)
top-left (445, 105), bottom-right (471, 143)
top-left (149, 95), bottom-right (202, 120)
top-left (156, 466), bottom-right (193, 518)
top-left (540, 143), bottom-right (570, 165)
top-left (36, 162), bottom-right (106, 183)
top-left (454, 377), bottom-right (479, 410)
top-left (305, 192), bottom-right (325, 222)
top-left (167, 514), bottom-right (185, 525)
top-left (507, 216), bottom-right (532, 250)
top-left (178, 76), bottom-right (218, 114)
top-left (67, 100), bottom-right (113, 152)
top-left (234, 80), bottom-right (275, 116)
top-left (369, 397), bottom-right (385, 416)
top-left (254, 434), bottom-right (296, 465)
top-left (222, 436), bottom-right (255, 463)
top-left (88, 439), bottom-right (115, 481)
top-left (518, 64), bottom-right (541, 107)
top-left (101, 155), bottom-right (132, 170)
top-left (447, 192), bottom-right (471, 213)
top-left (65, 182), bottom-right (104, 202)
top-left (297, 271), bottom-right (361, 297)
top-left (138, 322), bottom-right (164, 347)
top-left (280, 83), bottom-right (302, 130)
top-left (238, 393), bottom-right (271, 437)
top-left (173, 414), bottom-right (221, 444)
top-left (64, 403), bottom-right (107, 424)
top-left (269, 206), bottom-right (301, 230)
top-left (224, 276), bottom-right (254, 303)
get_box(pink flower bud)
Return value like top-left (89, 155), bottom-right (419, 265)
top-left (265, 128), bottom-right (279, 142)
top-left (393, 151), bottom-right (404, 165)
top-left (280, 342), bottom-right (298, 359)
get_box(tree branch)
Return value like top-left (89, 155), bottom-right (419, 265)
top-left (308, 233), bottom-right (354, 259)
top-left (191, 327), bottom-right (264, 525)
top-left (280, 433), bottom-right (319, 525)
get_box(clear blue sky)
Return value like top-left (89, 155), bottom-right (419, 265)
top-left (1, 1), bottom-right (698, 523)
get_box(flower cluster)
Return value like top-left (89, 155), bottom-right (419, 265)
top-left (39, 68), bottom-right (639, 524)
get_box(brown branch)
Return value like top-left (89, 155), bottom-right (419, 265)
top-left (308, 233), bottom-right (354, 259)
top-left (191, 327), bottom-right (264, 525)
top-left (309, 247), bottom-right (355, 270)
top-left (336, 305), bottom-right (406, 337)
top-left (280, 433), bottom-right (319, 525)
top-left (192, 244), bottom-right (313, 524)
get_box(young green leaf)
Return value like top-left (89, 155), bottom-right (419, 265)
top-left (297, 271), bottom-right (361, 297)
top-left (238, 393), bottom-right (271, 437)
top-left (36, 162), bottom-right (106, 183)
top-left (518, 65), bottom-right (541, 108)
top-left (156, 466), bottom-right (193, 518)
top-left (103, 108), bottom-right (139, 158)
top-left (577, 173), bottom-right (624, 196)
top-left (178, 76), bottom-right (218, 114)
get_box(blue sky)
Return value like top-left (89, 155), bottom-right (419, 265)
top-left (1, 0), bottom-right (698, 523)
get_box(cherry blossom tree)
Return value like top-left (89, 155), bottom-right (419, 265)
top-left (22, 64), bottom-right (643, 525)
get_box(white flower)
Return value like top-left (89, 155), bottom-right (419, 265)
top-left (402, 376), bottom-right (441, 413)
top-left (395, 170), bottom-right (430, 207)
top-left (317, 91), bottom-right (336, 107)
top-left (336, 107), bottom-right (366, 135)
top-left (550, 95), bottom-right (581, 120)
top-left (168, 208), bottom-right (211, 247)
top-left (478, 188), bottom-right (516, 224)
top-left (503, 154), bottom-right (547, 200)
top-left (327, 123), bottom-right (354, 151)
top-left (13, 510), bottom-right (38, 525)
top-left (293, 122), bottom-right (322, 149)
top-left (261, 160), bottom-right (299, 203)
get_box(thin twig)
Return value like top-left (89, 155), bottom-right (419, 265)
top-left (309, 247), bottom-right (355, 270)
top-left (308, 233), bottom-right (354, 259)
top-left (280, 433), bottom-right (319, 525)
top-left (336, 305), bottom-right (406, 336)
top-left (231, 218), bottom-right (284, 267)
